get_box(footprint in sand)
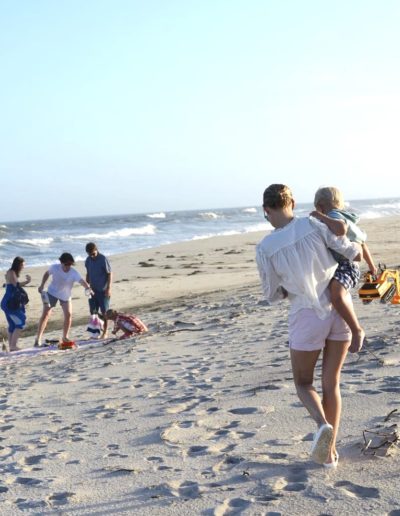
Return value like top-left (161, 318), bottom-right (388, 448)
top-left (22, 454), bottom-right (47, 465)
top-left (228, 407), bottom-right (258, 415)
top-left (15, 477), bottom-right (42, 485)
top-left (135, 480), bottom-right (201, 501)
top-left (214, 497), bottom-right (251, 515)
top-left (16, 499), bottom-right (47, 511)
top-left (47, 491), bottom-right (75, 506)
top-left (335, 480), bottom-right (380, 499)
top-left (211, 455), bottom-right (245, 473)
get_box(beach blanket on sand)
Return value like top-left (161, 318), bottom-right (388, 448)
top-left (0, 336), bottom-right (122, 363)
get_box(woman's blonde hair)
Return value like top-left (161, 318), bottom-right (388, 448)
top-left (262, 184), bottom-right (293, 209)
top-left (314, 187), bottom-right (344, 210)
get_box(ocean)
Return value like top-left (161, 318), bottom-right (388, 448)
top-left (1, 197), bottom-right (399, 271)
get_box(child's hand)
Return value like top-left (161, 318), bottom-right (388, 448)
top-left (310, 210), bottom-right (323, 220)
top-left (369, 266), bottom-right (378, 276)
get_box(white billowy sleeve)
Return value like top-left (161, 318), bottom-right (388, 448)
top-left (256, 246), bottom-right (285, 303)
top-left (309, 216), bottom-right (360, 261)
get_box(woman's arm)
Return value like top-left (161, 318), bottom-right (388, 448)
top-left (256, 246), bottom-right (286, 303)
top-left (19, 274), bottom-right (31, 287)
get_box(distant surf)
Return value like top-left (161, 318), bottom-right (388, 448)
top-left (0, 198), bottom-right (399, 270)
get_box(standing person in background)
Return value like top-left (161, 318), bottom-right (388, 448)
top-left (35, 252), bottom-right (92, 346)
top-left (1, 257), bottom-right (31, 351)
top-left (85, 242), bottom-right (112, 338)
top-left (256, 184), bottom-right (362, 468)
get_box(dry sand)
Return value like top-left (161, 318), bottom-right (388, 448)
top-left (0, 216), bottom-right (399, 515)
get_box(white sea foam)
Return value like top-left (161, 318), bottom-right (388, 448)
top-left (371, 202), bottom-right (400, 209)
top-left (242, 207), bottom-right (257, 213)
top-left (199, 212), bottom-right (219, 219)
top-left (0, 238), bottom-right (10, 246)
top-left (192, 230), bottom-right (239, 240)
top-left (147, 212), bottom-right (166, 219)
top-left (70, 224), bottom-right (156, 240)
top-left (16, 238), bottom-right (54, 246)
top-left (244, 222), bottom-right (273, 232)
top-left (359, 211), bottom-right (387, 219)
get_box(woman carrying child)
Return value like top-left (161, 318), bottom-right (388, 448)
top-left (256, 184), bottom-right (362, 468)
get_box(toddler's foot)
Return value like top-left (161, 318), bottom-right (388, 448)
top-left (349, 328), bottom-right (365, 353)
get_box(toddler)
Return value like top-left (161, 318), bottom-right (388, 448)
top-left (311, 187), bottom-right (376, 353)
top-left (106, 309), bottom-right (148, 339)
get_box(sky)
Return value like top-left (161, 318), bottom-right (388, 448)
top-left (1, 0), bottom-right (400, 222)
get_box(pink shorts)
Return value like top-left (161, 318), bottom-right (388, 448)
top-left (288, 308), bottom-right (351, 351)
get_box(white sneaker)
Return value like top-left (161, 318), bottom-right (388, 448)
top-left (311, 423), bottom-right (333, 464)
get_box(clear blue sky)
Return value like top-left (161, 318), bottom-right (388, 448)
top-left (1, 0), bottom-right (399, 221)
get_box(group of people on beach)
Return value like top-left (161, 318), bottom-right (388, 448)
top-left (1, 242), bottom-right (147, 351)
top-left (2, 184), bottom-right (374, 469)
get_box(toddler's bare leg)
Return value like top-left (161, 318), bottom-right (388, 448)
top-left (330, 280), bottom-right (365, 353)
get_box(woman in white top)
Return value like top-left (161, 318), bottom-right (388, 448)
top-left (35, 252), bottom-right (92, 346)
top-left (256, 184), bottom-right (362, 468)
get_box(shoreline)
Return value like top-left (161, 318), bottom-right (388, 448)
top-left (1, 215), bottom-right (399, 342)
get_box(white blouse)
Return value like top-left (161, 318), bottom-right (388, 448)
top-left (256, 216), bottom-right (361, 319)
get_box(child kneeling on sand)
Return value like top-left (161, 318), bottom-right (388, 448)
top-left (311, 186), bottom-right (376, 353)
top-left (106, 309), bottom-right (148, 339)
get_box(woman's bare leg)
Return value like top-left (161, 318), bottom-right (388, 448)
top-left (321, 339), bottom-right (350, 463)
top-left (290, 348), bottom-right (328, 427)
top-left (9, 329), bottom-right (21, 351)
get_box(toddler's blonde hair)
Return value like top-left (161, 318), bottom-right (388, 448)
top-left (314, 186), bottom-right (345, 210)
top-left (262, 184), bottom-right (293, 209)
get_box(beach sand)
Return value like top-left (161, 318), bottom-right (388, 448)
top-left (0, 216), bottom-right (399, 514)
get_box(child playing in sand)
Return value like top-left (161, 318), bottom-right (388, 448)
top-left (106, 309), bottom-right (148, 339)
top-left (311, 186), bottom-right (376, 353)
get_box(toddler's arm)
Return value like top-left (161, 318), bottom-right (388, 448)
top-left (310, 210), bottom-right (346, 236)
top-left (362, 243), bottom-right (377, 275)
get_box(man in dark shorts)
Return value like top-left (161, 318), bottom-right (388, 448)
top-left (85, 242), bottom-right (112, 338)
